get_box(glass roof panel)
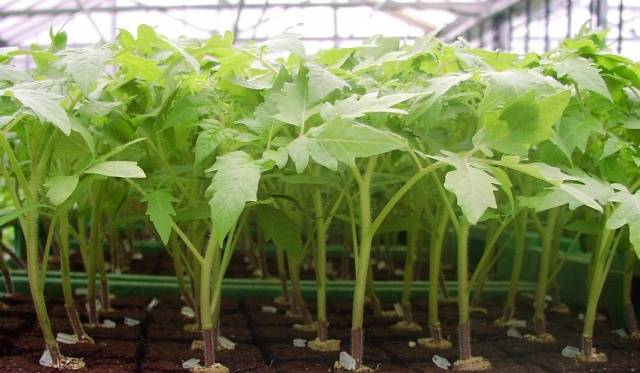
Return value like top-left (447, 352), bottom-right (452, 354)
top-left (0, 0), bottom-right (637, 60)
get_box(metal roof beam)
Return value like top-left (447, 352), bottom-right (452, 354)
top-left (0, 1), bottom-right (488, 16)
top-left (439, 0), bottom-right (529, 42)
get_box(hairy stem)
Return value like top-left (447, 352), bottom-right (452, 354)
top-left (623, 249), bottom-right (638, 333)
top-left (59, 207), bottom-right (93, 343)
top-left (457, 223), bottom-right (471, 360)
top-left (533, 208), bottom-right (559, 336)
top-left (582, 225), bottom-right (618, 343)
top-left (400, 229), bottom-right (417, 323)
top-left (276, 246), bottom-right (290, 303)
top-left (86, 186), bottom-right (103, 327)
top-left (313, 187), bottom-right (329, 339)
top-left (429, 208), bottom-right (449, 336)
top-left (200, 234), bottom-right (218, 366)
top-left (502, 211), bottom-right (527, 321)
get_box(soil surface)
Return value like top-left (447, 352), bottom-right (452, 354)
top-left (0, 294), bottom-right (638, 372)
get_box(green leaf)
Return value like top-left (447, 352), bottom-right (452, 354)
top-left (287, 136), bottom-right (311, 173)
top-left (518, 190), bottom-right (575, 212)
top-left (262, 148), bottom-right (288, 169)
top-left (207, 151), bottom-right (261, 245)
top-left (479, 70), bottom-right (562, 113)
top-left (266, 33), bottom-right (307, 58)
top-left (256, 205), bottom-right (303, 261)
top-left (489, 167), bottom-right (514, 215)
top-left (474, 90), bottom-right (570, 155)
top-left (115, 51), bottom-right (162, 82)
top-left (559, 184), bottom-right (603, 212)
top-left (85, 161), bottom-right (146, 178)
top-left (69, 116), bottom-right (95, 155)
top-left (271, 68), bottom-right (317, 127)
top-left (407, 73), bottom-right (470, 121)
top-left (0, 64), bottom-right (32, 82)
top-left (55, 47), bottom-right (112, 94)
top-left (607, 189), bottom-right (640, 258)
top-left (314, 119), bottom-right (407, 167)
top-left (143, 190), bottom-right (176, 245)
top-left (194, 127), bottom-right (225, 165)
top-left (442, 157), bottom-right (500, 224)
top-left (78, 100), bottom-right (122, 119)
top-left (45, 175), bottom-right (79, 205)
top-left (555, 110), bottom-right (603, 156)
top-left (306, 63), bottom-right (348, 103)
top-left (600, 136), bottom-right (626, 160)
top-left (286, 135), bottom-right (337, 173)
top-left (519, 183), bottom-right (602, 213)
top-left (0, 203), bottom-right (45, 227)
top-left (320, 92), bottom-right (418, 121)
top-left (157, 35), bottom-right (200, 73)
top-left (607, 189), bottom-right (640, 230)
top-left (496, 156), bottom-right (570, 185)
top-left (555, 57), bottom-right (613, 101)
top-left (7, 81), bottom-right (71, 135)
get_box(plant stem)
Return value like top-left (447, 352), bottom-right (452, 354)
top-left (365, 262), bottom-right (383, 316)
top-left (25, 205), bottom-right (62, 365)
top-left (38, 216), bottom-right (57, 289)
top-left (14, 125), bottom-right (63, 366)
top-left (457, 223), bottom-right (472, 360)
top-left (623, 248), bottom-right (638, 334)
top-left (533, 208), bottom-right (559, 336)
top-left (471, 219), bottom-right (509, 304)
top-left (276, 246), bottom-right (290, 303)
top-left (86, 185), bottom-right (103, 326)
top-left (97, 233), bottom-right (111, 311)
top-left (313, 187), bottom-right (329, 340)
top-left (582, 225), bottom-right (619, 356)
top-left (59, 206), bottom-right (93, 343)
top-left (171, 237), bottom-right (199, 326)
top-left (288, 254), bottom-right (312, 323)
top-left (502, 211), bottom-right (527, 321)
top-left (0, 244), bottom-right (13, 295)
top-left (400, 229), bottom-right (417, 323)
top-left (200, 233), bottom-right (218, 367)
top-left (351, 156), bottom-right (377, 368)
top-left (429, 207), bottom-right (449, 339)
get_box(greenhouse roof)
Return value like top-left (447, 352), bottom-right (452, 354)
top-left (0, 0), bottom-right (515, 50)
top-left (1, 0), bottom-right (638, 59)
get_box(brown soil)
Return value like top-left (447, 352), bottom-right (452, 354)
top-left (0, 294), bottom-right (638, 372)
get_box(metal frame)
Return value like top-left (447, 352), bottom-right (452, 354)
top-left (458, 0), bottom-right (636, 56)
top-left (0, 0), bottom-right (638, 56)
top-left (0, 0), bottom-right (494, 47)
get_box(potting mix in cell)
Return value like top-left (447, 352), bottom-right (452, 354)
top-left (0, 25), bottom-right (639, 372)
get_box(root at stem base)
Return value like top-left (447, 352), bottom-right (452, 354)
top-left (391, 321), bottom-right (423, 332)
top-left (307, 338), bottom-right (340, 352)
top-left (55, 356), bottom-right (86, 370)
top-left (453, 356), bottom-right (492, 371)
top-left (548, 303), bottom-right (570, 315)
top-left (273, 296), bottom-right (290, 306)
top-left (524, 333), bottom-right (556, 343)
top-left (191, 363), bottom-right (230, 373)
top-left (577, 351), bottom-right (607, 363)
top-left (417, 337), bottom-right (453, 350)
top-left (293, 321), bottom-right (318, 332)
top-left (190, 340), bottom-right (234, 351)
top-left (333, 361), bottom-right (374, 372)
top-left (493, 318), bottom-right (515, 327)
top-left (184, 323), bottom-right (200, 332)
